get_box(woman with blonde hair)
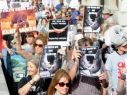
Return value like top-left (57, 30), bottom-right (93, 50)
top-left (18, 57), bottom-right (45, 95)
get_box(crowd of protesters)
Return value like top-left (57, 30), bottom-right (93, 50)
top-left (0, 0), bottom-right (127, 95)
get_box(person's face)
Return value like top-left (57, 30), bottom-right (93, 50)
top-left (118, 45), bottom-right (127, 53)
top-left (27, 62), bottom-right (38, 76)
top-left (102, 14), bottom-right (110, 20)
top-left (80, 41), bottom-right (91, 49)
top-left (41, 19), bottom-right (47, 27)
top-left (34, 39), bottom-right (44, 55)
top-left (55, 77), bottom-right (70, 95)
top-left (26, 36), bottom-right (34, 45)
top-left (34, 6), bottom-right (38, 12)
top-left (62, 8), bottom-right (67, 13)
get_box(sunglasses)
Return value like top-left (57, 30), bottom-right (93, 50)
top-left (35, 43), bottom-right (43, 47)
top-left (58, 82), bottom-right (71, 87)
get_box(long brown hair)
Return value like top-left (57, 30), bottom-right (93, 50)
top-left (47, 69), bottom-right (71, 95)
top-left (33, 32), bottom-right (48, 48)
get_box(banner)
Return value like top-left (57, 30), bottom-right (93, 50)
top-left (84, 6), bottom-right (103, 33)
top-left (1, 8), bottom-right (36, 35)
top-left (48, 19), bottom-right (69, 46)
top-left (79, 46), bottom-right (103, 77)
top-left (39, 45), bottom-right (63, 78)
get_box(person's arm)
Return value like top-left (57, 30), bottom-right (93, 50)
top-left (98, 71), bottom-right (109, 88)
top-left (98, 71), bottom-right (109, 95)
top-left (100, 56), bottom-right (112, 95)
top-left (68, 49), bottom-right (80, 81)
top-left (117, 68), bottom-right (126, 94)
top-left (98, 57), bottom-right (109, 95)
top-left (2, 39), bottom-right (11, 54)
top-left (117, 78), bottom-right (125, 94)
top-left (14, 26), bottom-right (32, 59)
top-left (101, 88), bottom-right (107, 95)
top-left (18, 74), bottom-right (40, 95)
top-left (18, 79), bottom-right (34, 95)
top-left (99, 59), bottom-right (109, 88)
top-left (68, 60), bottom-right (78, 81)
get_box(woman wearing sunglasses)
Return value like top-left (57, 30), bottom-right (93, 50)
top-left (15, 26), bottom-right (48, 60)
top-left (47, 69), bottom-right (71, 95)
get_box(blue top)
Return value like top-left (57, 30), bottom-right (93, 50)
top-left (105, 51), bottom-right (127, 90)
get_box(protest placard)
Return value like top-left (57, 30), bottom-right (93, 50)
top-left (39, 45), bottom-right (63, 78)
top-left (84, 6), bottom-right (103, 33)
top-left (1, 8), bottom-right (36, 35)
top-left (79, 46), bottom-right (103, 76)
top-left (48, 19), bottom-right (69, 46)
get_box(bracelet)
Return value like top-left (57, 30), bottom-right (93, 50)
top-left (29, 81), bottom-right (33, 85)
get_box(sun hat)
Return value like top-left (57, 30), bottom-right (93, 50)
top-left (108, 25), bottom-right (127, 47)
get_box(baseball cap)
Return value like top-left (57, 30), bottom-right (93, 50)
top-left (108, 25), bottom-right (127, 47)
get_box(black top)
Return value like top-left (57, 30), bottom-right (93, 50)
top-left (18, 75), bottom-right (45, 95)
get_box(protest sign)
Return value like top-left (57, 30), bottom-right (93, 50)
top-left (84, 6), bottom-right (103, 33)
top-left (79, 46), bottom-right (103, 77)
top-left (1, 8), bottom-right (36, 35)
top-left (39, 45), bottom-right (63, 78)
top-left (48, 19), bottom-right (69, 46)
